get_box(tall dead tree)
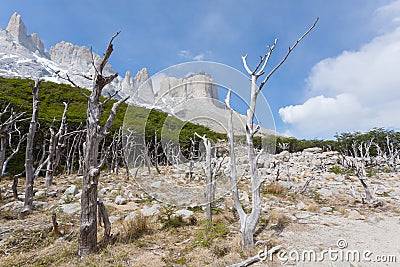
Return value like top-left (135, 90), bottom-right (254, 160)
top-left (45, 101), bottom-right (69, 185)
top-left (195, 133), bottom-right (224, 226)
top-left (226, 19), bottom-right (318, 250)
top-left (23, 80), bottom-right (40, 213)
top-left (62, 32), bottom-right (129, 256)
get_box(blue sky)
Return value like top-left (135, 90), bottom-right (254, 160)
top-left (1, 0), bottom-right (399, 139)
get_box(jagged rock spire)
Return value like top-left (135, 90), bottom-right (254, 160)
top-left (5, 12), bottom-right (45, 55)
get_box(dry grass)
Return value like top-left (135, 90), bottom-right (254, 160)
top-left (118, 213), bottom-right (150, 243)
top-left (266, 182), bottom-right (286, 196)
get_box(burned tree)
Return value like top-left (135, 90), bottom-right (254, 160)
top-left (195, 133), bottom-right (224, 225)
top-left (23, 80), bottom-right (40, 213)
top-left (0, 103), bottom-right (26, 178)
top-left (61, 32), bottom-right (129, 256)
top-left (226, 19), bottom-right (318, 250)
top-left (45, 101), bottom-right (69, 186)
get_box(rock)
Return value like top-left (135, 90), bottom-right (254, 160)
top-left (335, 175), bottom-right (345, 182)
top-left (98, 188), bottom-right (109, 196)
top-left (141, 204), bottom-right (161, 216)
top-left (294, 211), bottom-right (312, 220)
top-left (347, 210), bottom-right (365, 220)
top-left (0, 201), bottom-right (24, 212)
top-left (369, 216), bottom-right (380, 224)
top-left (317, 188), bottom-right (333, 198)
top-left (124, 212), bottom-right (137, 221)
top-left (64, 185), bottom-right (78, 197)
top-left (115, 195), bottom-right (128, 205)
top-left (6, 12), bottom-right (45, 55)
top-left (174, 209), bottom-right (194, 219)
top-left (109, 216), bottom-right (120, 223)
top-left (296, 201), bottom-right (308, 211)
top-left (303, 147), bottom-right (323, 153)
top-left (320, 207), bottom-right (333, 213)
top-left (132, 68), bottom-right (155, 105)
top-left (151, 181), bottom-right (163, 188)
top-left (33, 201), bottom-right (48, 209)
top-left (276, 150), bottom-right (290, 161)
top-left (35, 190), bottom-right (47, 198)
top-left (60, 202), bottom-right (81, 214)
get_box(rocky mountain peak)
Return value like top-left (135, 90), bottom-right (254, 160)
top-left (6, 12), bottom-right (27, 40)
top-left (5, 12), bottom-right (45, 55)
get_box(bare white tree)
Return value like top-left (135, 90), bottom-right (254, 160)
top-left (351, 140), bottom-right (374, 203)
top-left (23, 79), bottom-right (40, 213)
top-left (0, 103), bottom-right (26, 179)
top-left (195, 132), bottom-right (225, 225)
top-left (60, 32), bottom-right (129, 256)
top-left (225, 18), bottom-right (318, 250)
top-left (45, 101), bottom-right (69, 186)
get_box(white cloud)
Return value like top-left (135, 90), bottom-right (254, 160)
top-left (178, 50), bottom-right (207, 61)
top-left (279, 1), bottom-right (400, 139)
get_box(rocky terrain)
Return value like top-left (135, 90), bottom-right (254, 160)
top-left (0, 147), bottom-right (399, 266)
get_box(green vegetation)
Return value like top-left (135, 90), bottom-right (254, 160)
top-left (193, 220), bottom-right (229, 247)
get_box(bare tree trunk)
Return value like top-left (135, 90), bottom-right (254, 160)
top-left (2, 126), bottom-right (26, 177)
top-left (45, 101), bottom-right (69, 186)
top-left (226, 18), bottom-right (318, 250)
top-left (0, 103), bottom-right (26, 179)
top-left (23, 80), bottom-right (40, 213)
top-left (58, 32), bottom-right (129, 256)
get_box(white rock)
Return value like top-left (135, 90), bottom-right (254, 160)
top-left (64, 185), bottom-right (78, 197)
top-left (60, 202), bottom-right (81, 214)
top-left (303, 147), bottom-right (323, 153)
top-left (141, 204), bottom-right (161, 216)
top-left (174, 209), bottom-right (194, 219)
top-left (124, 212), bottom-right (137, 221)
top-left (347, 210), bottom-right (365, 220)
top-left (296, 201), bottom-right (308, 211)
top-left (320, 207), bottom-right (333, 213)
top-left (317, 188), bottom-right (333, 198)
top-left (151, 181), bottom-right (163, 188)
top-left (115, 195), bottom-right (127, 205)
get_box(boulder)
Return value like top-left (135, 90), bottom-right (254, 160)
top-left (174, 209), bottom-right (194, 219)
top-left (115, 195), bottom-right (128, 205)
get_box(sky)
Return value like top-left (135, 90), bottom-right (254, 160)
top-left (0, 0), bottom-right (399, 140)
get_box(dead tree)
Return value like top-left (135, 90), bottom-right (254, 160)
top-left (23, 80), bottom-right (40, 213)
top-left (226, 18), bottom-right (318, 250)
top-left (1, 123), bottom-right (27, 177)
top-left (0, 103), bottom-right (26, 179)
top-left (61, 32), bottom-right (129, 256)
top-left (195, 133), bottom-right (224, 226)
top-left (351, 141), bottom-right (374, 204)
top-left (45, 101), bottom-right (69, 185)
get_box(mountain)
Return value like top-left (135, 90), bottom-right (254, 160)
top-left (0, 12), bottom-right (151, 100)
top-left (0, 13), bottom-right (277, 137)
